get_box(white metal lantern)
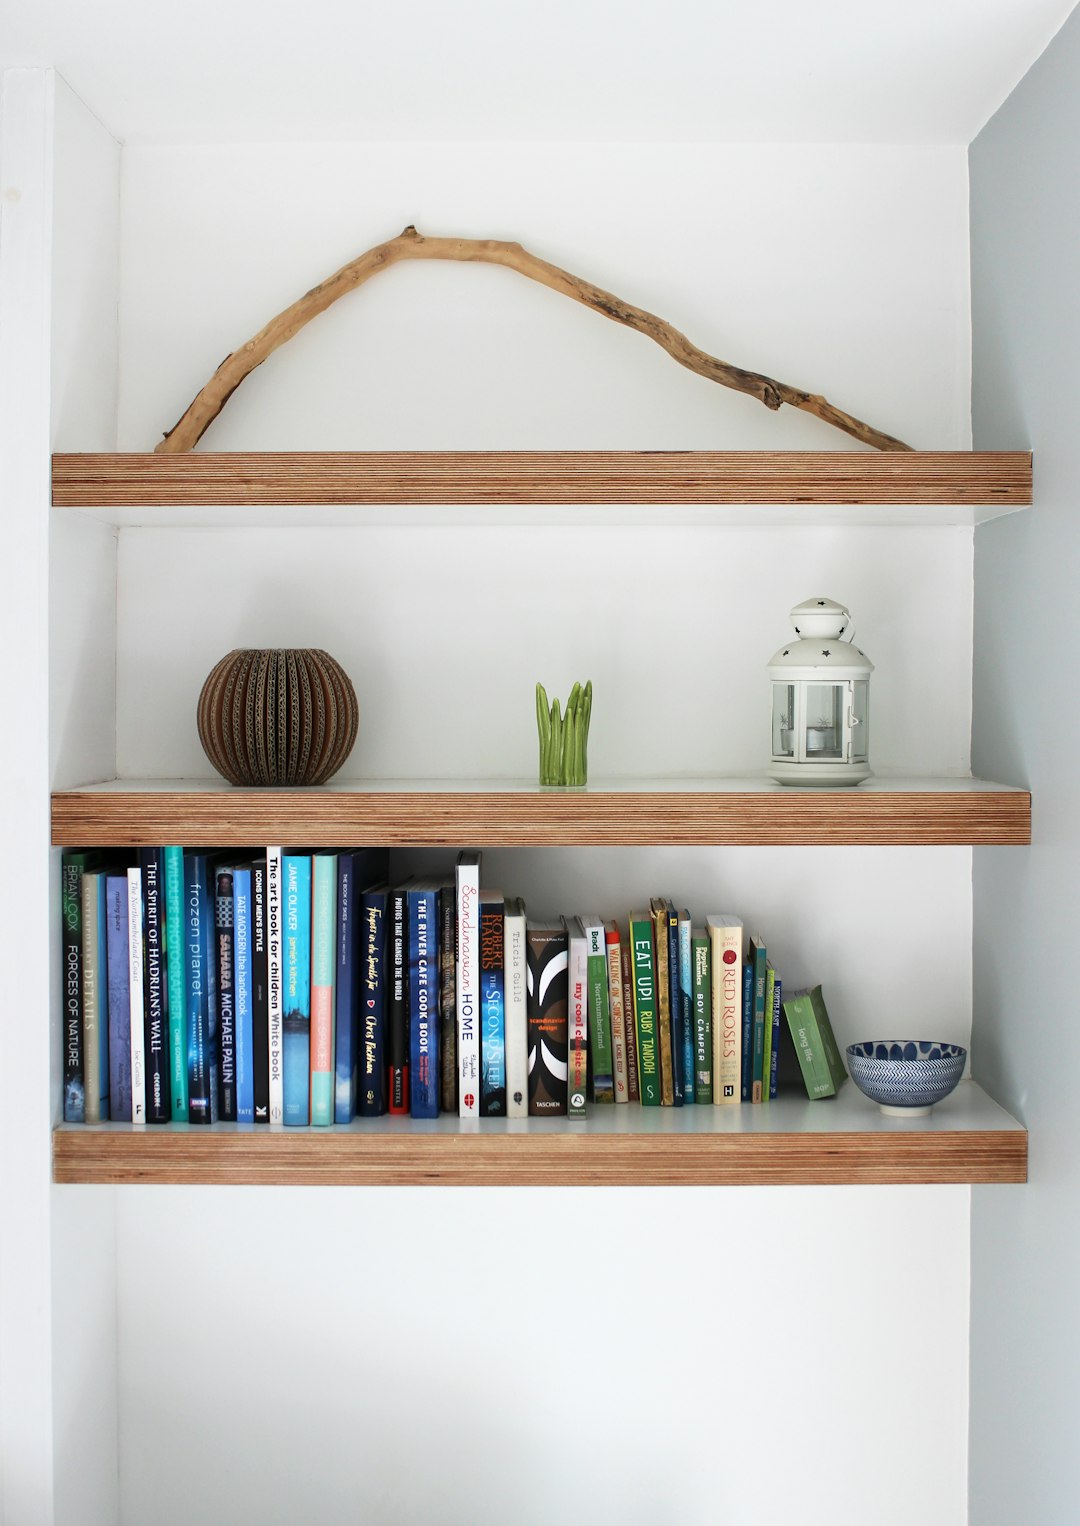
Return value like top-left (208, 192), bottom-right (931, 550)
top-left (767, 597), bottom-right (873, 787)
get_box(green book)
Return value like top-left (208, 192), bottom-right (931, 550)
top-left (628, 912), bottom-right (661, 1105)
top-left (762, 962), bottom-right (777, 1102)
top-left (782, 984), bottom-right (847, 1099)
top-left (691, 927), bottom-right (712, 1104)
top-left (581, 915), bottom-right (615, 1102)
top-left (749, 934), bottom-right (767, 1101)
top-left (163, 845), bottom-right (189, 1122)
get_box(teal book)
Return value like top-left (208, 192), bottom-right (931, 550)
top-left (282, 853), bottom-right (312, 1126)
top-left (309, 851), bottom-right (337, 1127)
top-left (782, 985), bottom-right (847, 1099)
top-left (581, 915), bottom-right (614, 1102)
top-left (163, 845), bottom-right (188, 1121)
top-left (749, 934), bottom-right (768, 1102)
top-left (691, 927), bottom-right (712, 1104)
top-left (628, 912), bottom-right (661, 1106)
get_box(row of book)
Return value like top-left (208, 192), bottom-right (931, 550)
top-left (60, 845), bottom-right (845, 1126)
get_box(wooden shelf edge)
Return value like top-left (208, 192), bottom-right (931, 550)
top-left (51, 450), bottom-right (1033, 508)
top-left (50, 784), bottom-right (1032, 847)
top-left (51, 1123), bottom-right (1027, 1187)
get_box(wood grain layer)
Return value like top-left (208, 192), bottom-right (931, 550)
top-left (50, 785), bottom-right (1032, 847)
top-left (52, 1124), bottom-right (1027, 1186)
top-left (52, 451), bottom-right (1033, 507)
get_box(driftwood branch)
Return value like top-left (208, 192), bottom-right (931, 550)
top-left (156, 225), bottom-right (912, 454)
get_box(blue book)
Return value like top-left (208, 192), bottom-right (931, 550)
top-left (769, 972), bottom-right (782, 1100)
top-left (358, 883), bottom-right (390, 1116)
top-left (741, 958), bottom-right (754, 1102)
top-left (408, 881), bottom-right (442, 1118)
top-left (233, 867), bottom-right (255, 1123)
top-left (215, 866), bottom-right (237, 1122)
top-left (105, 874), bottom-right (133, 1122)
top-left (665, 900), bottom-right (684, 1106)
top-left (678, 908), bottom-right (695, 1106)
top-left (163, 845), bottom-right (189, 1122)
top-left (283, 853), bottom-right (312, 1126)
top-left (138, 848), bottom-right (171, 1124)
top-left (479, 891), bottom-right (506, 1116)
top-left (184, 853), bottom-right (215, 1124)
top-left (334, 851), bottom-right (390, 1122)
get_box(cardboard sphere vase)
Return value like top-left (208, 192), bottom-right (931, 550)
top-left (197, 648), bottom-right (359, 787)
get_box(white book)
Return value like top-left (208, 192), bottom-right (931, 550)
top-left (266, 845), bottom-right (284, 1124)
top-left (604, 922), bottom-right (629, 1103)
top-left (504, 896), bottom-right (528, 1118)
top-left (564, 915), bottom-right (589, 1116)
top-left (456, 850), bottom-right (482, 1118)
top-left (127, 868), bottom-right (146, 1124)
top-left (706, 914), bottom-right (743, 1105)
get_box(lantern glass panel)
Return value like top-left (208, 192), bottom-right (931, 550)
top-left (804, 683), bottom-right (844, 760)
top-left (851, 679), bottom-right (869, 761)
top-left (772, 683), bottom-right (796, 759)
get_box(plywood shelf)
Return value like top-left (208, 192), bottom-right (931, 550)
top-left (50, 776), bottom-right (1031, 848)
top-left (51, 450), bottom-right (1032, 526)
top-left (51, 1082), bottom-right (1026, 1186)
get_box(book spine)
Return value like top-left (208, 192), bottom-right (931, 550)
top-left (504, 900), bottom-right (528, 1118)
top-left (184, 854), bottom-right (212, 1124)
top-left (388, 887), bottom-right (408, 1114)
top-left (809, 985), bottom-right (847, 1093)
top-left (604, 926), bottom-right (629, 1104)
top-left (163, 846), bottom-right (188, 1122)
top-left (282, 854), bottom-right (312, 1126)
top-left (358, 888), bottom-right (389, 1116)
top-left (215, 867), bottom-right (237, 1122)
top-left (233, 868), bottom-right (255, 1123)
top-left (741, 959), bottom-right (753, 1101)
top-left (250, 859), bottom-right (270, 1123)
top-left (409, 886), bottom-right (440, 1118)
top-left (82, 873), bottom-right (109, 1123)
top-left (127, 868), bottom-right (147, 1124)
top-left (61, 855), bottom-right (86, 1122)
top-left (762, 962), bottom-right (776, 1105)
top-left (456, 854), bottom-right (481, 1118)
top-left (266, 846), bottom-right (284, 1123)
top-left (666, 904), bottom-right (685, 1106)
top-left (309, 854), bottom-right (337, 1127)
top-left (567, 923), bottom-right (588, 1116)
top-left (751, 936), bottom-right (767, 1102)
top-left (620, 939), bottom-right (640, 1103)
top-left (438, 886), bottom-right (457, 1115)
top-left (585, 922), bottom-right (614, 1102)
top-left (629, 915), bottom-right (660, 1106)
top-left (692, 930), bottom-right (712, 1105)
top-left (526, 923), bottom-right (568, 1116)
top-left (106, 874), bottom-right (132, 1123)
top-left (678, 910), bottom-right (694, 1106)
top-left (139, 850), bottom-right (170, 1124)
top-left (333, 854), bottom-right (357, 1124)
top-left (479, 898), bottom-right (506, 1116)
top-left (650, 903), bottom-right (674, 1105)
top-left (769, 973), bottom-right (782, 1100)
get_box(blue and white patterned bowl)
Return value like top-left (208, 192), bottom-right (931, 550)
top-left (846, 1040), bottom-right (967, 1116)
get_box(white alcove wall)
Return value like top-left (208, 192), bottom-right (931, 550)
top-left (47, 128), bottom-right (979, 1525)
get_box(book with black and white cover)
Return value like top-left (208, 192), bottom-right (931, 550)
top-left (455, 850), bottom-right (482, 1118)
top-left (526, 921), bottom-right (568, 1116)
top-left (127, 867), bottom-right (147, 1125)
top-left (266, 846), bottom-right (284, 1123)
top-left (504, 896), bottom-right (528, 1118)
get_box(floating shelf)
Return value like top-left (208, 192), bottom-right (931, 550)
top-left (51, 1082), bottom-right (1026, 1187)
top-left (50, 776), bottom-right (1031, 848)
top-left (51, 450), bottom-right (1033, 527)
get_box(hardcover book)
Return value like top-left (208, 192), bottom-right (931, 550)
top-left (310, 851), bottom-right (338, 1127)
top-left (649, 900), bottom-right (675, 1105)
top-left (61, 849), bottom-right (99, 1123)
top-left (138, 848), bottom-right (170, 1124)
top-left (706, 915), bottom-right (742, 1104)
top-left (504, 896), bottom-right (528, 1118)
top-left (282, 853), bottom-right (312, 1126)
top-left (479, 891), bottom-right (506, 1116)
top-left (81, 869), bottom-right (110, 1123)
top-left (741, 957), bottom-right (753, 1102)
top-left (183, 853), bottom-right (214, 1125)
top-left (678, 908), bottom-right (695, 1106)
top-left (526, 921), bottom-right (568, 1116)
top-left (333, 848), bottom-right (389, 1123)
top-left (768, 968), bottom-right (783, 1101)
top-left (455, 850), bottom-right (482, 1118)
top-left (691, 926), bottom-right (712, 1105)
top-left (782, 985), bottom-right (847, 1099)
top-left (408, 880), bottom-right (442, 1118)
top-left (620, 938), bottom-right (640, 1103)
top-left (762, 961), bottom-right (777, 1105)
top-left (266, 846), bottom-right (284, 1123)
top-left (388, 885), bottom-right (409, 1114)
top-left (358, 883), bottom-right (390, 1117)
top-left (163, 845), bottom-right (189, 1122)
top-left (628, 912), bottom-right (660, 1106)
top-left (438, 884), bottom-right (457, 1115)
top-left (604, 922), bottom-right (629, 1104)
top-left (749, 934), bottom-right (768, 1102)
top-left (664, 899), bottom-right (685, 1106)
top-left (581, 915), bottom-right (614, 1102)
top-left (250, 857), bottom-right (270, 1123)
top-left (564, 916), bottom-right (589, 1117)
top-left (127, 867), bottom-right (147, 1125)
top-left (233, 866), bottom-right (255, 1123)
top-left (215, 866), bottom-right (237, 1122)
top-left (105, 873), bottom-right (132, 1123)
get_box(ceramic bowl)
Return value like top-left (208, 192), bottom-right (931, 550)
top-left (846, 1040), bottom-right (967, 1117)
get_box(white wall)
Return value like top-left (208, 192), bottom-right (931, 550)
top-left (91, 140), bottom-right (980, 1526)
top-left (969, 12), bottom-right (1080, 1523)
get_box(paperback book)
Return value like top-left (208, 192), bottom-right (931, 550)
top-left (479, 891), bottom-right (506, 1116)
top-left (581, 915), bottom-right (614, 1103)
top-left (565, 916), bottom-right (589, 1117)
top-left (310, 851), bottom-right (338, 1126)
top-left (526, 921), bottom-right (568, 1115)
top-left (282, 853), bottom-right (312, 1126)
top-left (138, 848), bottom-right (170, 1124)
top-left (504, 896), bottom-right (528, 1118)
top-left (408, 880), bottom-right (441, 1118)
top-left (456, 850), bottom-right (482, 1118)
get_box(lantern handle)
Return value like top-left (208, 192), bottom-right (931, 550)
top-left (840, 620), bottom-right (856, 644)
